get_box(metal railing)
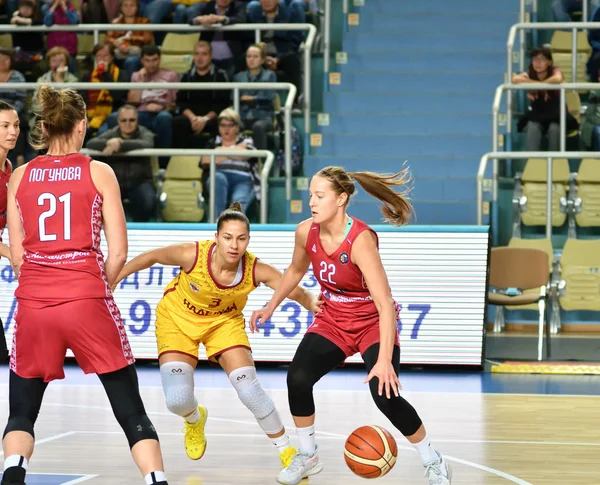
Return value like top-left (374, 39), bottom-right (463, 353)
top-left (491, 82), bottom-right (599, 173)
top-left (517, 1), bottom-right (593, 64)
top-left (522, 0), bottom-right (591, 26)
top-left (323, 0), bottom-right (331, 73)
top-left (476, 151), bottom-right (600, 233)
top-left (2, 81), bottom-right (296, 201)
top-left (493, 82), bottom-right (579, 159)
top-left (507, 21), bottom-right (600, 128)
top-left (0, 23), bottom-right (316, 135)
top-left (81, 148), bottom-right (274, 224)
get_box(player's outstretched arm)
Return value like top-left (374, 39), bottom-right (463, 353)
top-left (113, 242), bottom-right (197, 290)
top-left (352, 230), bottom-right (401, 400)
top-left (249, 221), bottom-right (312, 329)
top-left (91, 161), bottom-right (128, 287)
top-left (6, 165), bottom-right (25, 277)
top-left (251, 260), bottom-right (320, 333)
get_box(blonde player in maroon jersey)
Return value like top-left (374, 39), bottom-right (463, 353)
top-left (1, 85), bottom-right (170, 485)
top-left (0, 100), bottom-right (19, 366)
top-left (251, 166), bottom-right (452, 485)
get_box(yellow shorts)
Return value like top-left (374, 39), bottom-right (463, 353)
top-left (155, 304), bottom-right (251, 363)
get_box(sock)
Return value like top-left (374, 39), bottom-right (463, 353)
top-left (185, 405), bottom-right (200, 424)
top-left (4, 455), bottom-right (28, 471)
top-left (144, 471), bottom-right (167, 485)
top-left (412, 435), bottom-right (439, 465)
top-left (296, 425), bottom-right (316, 455)
top-left (272, 433), bottom-right (292, 453)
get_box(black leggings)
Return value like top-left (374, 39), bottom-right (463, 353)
top-left (287, 333), bottom-right (423, 437)
top-left (0, 317), bottom-right (8, 364)
top-left (3, 365), bottom-right (158, 448)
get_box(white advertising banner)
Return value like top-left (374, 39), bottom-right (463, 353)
top-left (0, 224), bottom-right (490, 366)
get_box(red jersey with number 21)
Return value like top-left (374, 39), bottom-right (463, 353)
top-left (306, 217), bottom-right (380, 320)
top-left (14, 154), bottom-right (110, 304)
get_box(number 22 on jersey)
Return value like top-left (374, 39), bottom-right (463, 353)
top-left (319, 261), bottom-right (336, 284)
top-left (38, 192), bottom-right (72, 242)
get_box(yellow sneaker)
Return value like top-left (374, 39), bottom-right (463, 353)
top-left (183, 405), bottom-right (208, 460)
top-left (279, 446), bottom-right (297, 469)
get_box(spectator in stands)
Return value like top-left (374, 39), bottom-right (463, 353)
top-left (43, 0), bottom-right (79, 73)
top-left (581, 89), bottom-right (600, 149)
top-left (86, 104), bottom-right (156, 222)
top-left (247, 0), bottom-right (304, 96)
top-left (2, 0), bottom-right (18, 19)
top-left (138, 0), bottom-right (173, 44)
top-left (553, 0), bottom-right (599, 21)
top-left (587, 4), bottom-right (600, 81)
top-left (81, 43), bottom-right (130, 136)
top-left (189, 0), bottom-right (250, 77)
top-left (105, 0), bottom-right (153, 78)
top-left (80, 0), bottom-right (109, 23)
top-left (31, 46), bottom-right (79, 135)
top-left (124, 44), bottom-right (178, 166)
top-left (173, 0), bottom-right (209, 23)
top-left (234, 42), bottom-right (276, 150)
top-left (513, 47), bottom-right (573, 151)
top-left (36, 46), bottom-right (78, 84)
top-left (202, 107), bottom-right (259, 216)
top-left (248, 0), bottom-right (307, 20)
top-left (10, 0), bottom-right (45, 81)
top-left (172, 41), bottom-right (230, 149)
top-left (0, 48), bottom-right (26, 165)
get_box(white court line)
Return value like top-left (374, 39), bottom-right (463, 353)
top-left (0, 431), bottom-right (76, 457)
top-left (4, 381), bottom-right (600, 400)
top-left (62, 475), bottom-right (99, 484)
top-left (24, 474), bottom-right (99, 485)
top-left (2, 401), bottom-right (598, 448)
top-left (71, 429), bottom-right (532, 485)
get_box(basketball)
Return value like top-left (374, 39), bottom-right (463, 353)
top-left (344, 425), bottom-right (398, 478)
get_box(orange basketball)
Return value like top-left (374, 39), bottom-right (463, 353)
top-left (344, 425), bottom-right (398, 479)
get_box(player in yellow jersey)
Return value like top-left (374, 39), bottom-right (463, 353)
top-left (113, 202), bottom-right (320, 475)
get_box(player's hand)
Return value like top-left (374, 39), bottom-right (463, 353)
top-left (249, 305), bottom-right (275, 333)
top-left (364, 359), bottom-right (401, 399)
top-left (305, 291), bottom-right (323, 314)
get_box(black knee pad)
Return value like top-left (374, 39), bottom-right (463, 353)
top-left (3, 416), bottom-right (35, 440)
top-left (287, 365), bottom-right (318, 417)
top-left (119, 413), bottom-right (159, 449)
top-left (369, 386), bottom-right (423, 437)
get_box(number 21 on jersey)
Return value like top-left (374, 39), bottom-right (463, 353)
top-left (38, 192), bottom-right (72, 242)
top-left (319, 261), bottom-right (336, 284)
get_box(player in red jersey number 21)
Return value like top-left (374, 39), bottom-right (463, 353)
top-left (251, 166), bottom-right (452, 485)
top-left (2, 86), bottom-right (170, 485)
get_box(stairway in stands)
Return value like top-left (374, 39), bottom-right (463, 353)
top-left (304, 0), bottom-right (517, 224)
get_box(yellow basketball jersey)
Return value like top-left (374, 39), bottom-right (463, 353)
top-left (159, 240), bottom-right (258, 333)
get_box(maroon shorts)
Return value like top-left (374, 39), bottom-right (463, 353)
top-left (306, 310), bottom-right (399, 358)
top-left (10, 298), bottom-right (135, 382)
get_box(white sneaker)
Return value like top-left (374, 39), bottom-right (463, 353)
top-left (276, 445), bottom-right (323, 485)
top-left (424, 452), bottom-right (452, 485)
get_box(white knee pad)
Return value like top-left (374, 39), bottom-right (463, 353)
top-left (229, 366), bottom-right (283, 435)
top-left (160, 361), bottom-right (198, 418)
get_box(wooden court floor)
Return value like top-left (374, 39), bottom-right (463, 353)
top-left (0, 367), bottom-right (598, 485)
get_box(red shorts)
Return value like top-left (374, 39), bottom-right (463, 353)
top-left (306, 310), bottom-right (399, 358)
top-left (10, 298), bottom-right (135, 382)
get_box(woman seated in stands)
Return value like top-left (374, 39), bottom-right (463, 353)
top-left (512, 46), bottom-right (575, 151)
top-left (233, 43), bottom-right (277, 151)
top-left (201, 108), bottom-right (260, 217)
top-left (104, 0), bottom-right (153, 78)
